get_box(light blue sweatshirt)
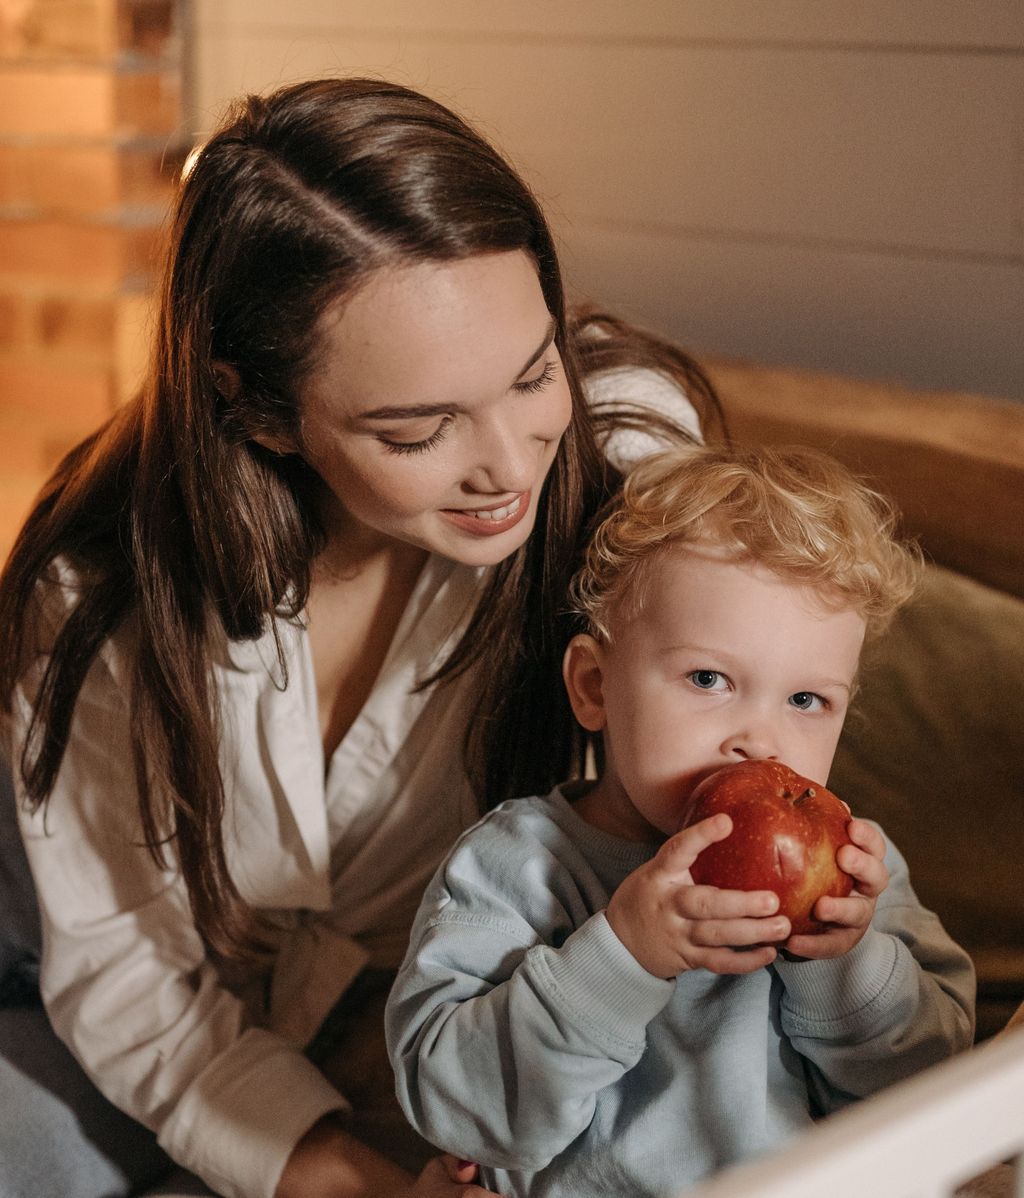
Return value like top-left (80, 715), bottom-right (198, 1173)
top-left (386, 787), bottom-right (975, 1198)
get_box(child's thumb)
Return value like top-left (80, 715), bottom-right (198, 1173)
top-left (441, 1154), bottom-right (479, 1182)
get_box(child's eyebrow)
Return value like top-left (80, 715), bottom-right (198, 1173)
top-left (812, 678), bottom-right (854, 693)
top-left (660, 642), bottom-right (736, 661)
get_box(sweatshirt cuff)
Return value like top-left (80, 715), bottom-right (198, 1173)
top-left (157, 1027), bottom-right (349, 1198)
top-left (530, 912), bottom-right (674, 1048)
top-left (775, 928), bottom-right (901, 1031)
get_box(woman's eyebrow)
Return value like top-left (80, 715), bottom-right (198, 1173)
top-left (358, 317), bottom-right (557, 422)
top-left (515, 316), bottom-right (557, 379)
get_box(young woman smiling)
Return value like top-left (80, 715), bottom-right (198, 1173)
top-left (0, 78), bottom-right (719, 1198)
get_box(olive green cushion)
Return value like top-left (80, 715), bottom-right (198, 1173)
top-left (829, 564), bottom-right (1024, 1039)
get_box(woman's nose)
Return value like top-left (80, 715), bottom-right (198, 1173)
top-left (464, 414), bottom-right (541, 495)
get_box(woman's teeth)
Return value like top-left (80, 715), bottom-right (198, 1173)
top-left (469, 496), bottom-right (522, 522)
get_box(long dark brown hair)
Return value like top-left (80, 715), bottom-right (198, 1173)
top-left (0, 77), bottom-right (721, 958)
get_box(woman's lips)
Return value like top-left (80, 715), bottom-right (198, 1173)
top-left (442, 492), bottom-right (530, 536)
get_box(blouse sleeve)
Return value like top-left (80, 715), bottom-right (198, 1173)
top-left (11, 585), bottom-right (344, 1198)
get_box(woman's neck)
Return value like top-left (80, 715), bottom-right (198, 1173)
top-left (307, 525), bottom-right (428, 763)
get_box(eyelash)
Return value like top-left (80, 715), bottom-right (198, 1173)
top-left (381, 359), bottom-right (558, 456)
top-left (512, 359), bottom-right (558, 394)
top-left (382, 418), bottom-right (453, 457)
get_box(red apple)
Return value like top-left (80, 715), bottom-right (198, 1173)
top-left (681, 759), bottom-right (853, 936)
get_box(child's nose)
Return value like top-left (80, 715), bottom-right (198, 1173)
top-left (720, 726), bottom-right (779, 763)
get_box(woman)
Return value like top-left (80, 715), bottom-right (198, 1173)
top-left (0, 78), bottom-right (720, 1198)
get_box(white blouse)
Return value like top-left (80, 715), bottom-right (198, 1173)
top-left (11, 369), bottom-right (699, 1198)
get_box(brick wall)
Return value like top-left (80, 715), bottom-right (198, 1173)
top-left (0, 0), bottom-right (185, 561)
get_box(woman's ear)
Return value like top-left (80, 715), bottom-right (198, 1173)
top-left (212, 360), bottom-right (297, 455)
top-left (212, 360), bottom-right (241, 402)
top-left (562, 634), bottom-right (607, 732)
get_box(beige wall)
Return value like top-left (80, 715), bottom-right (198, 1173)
top-left (188, 2), bottom-right (1024, 401)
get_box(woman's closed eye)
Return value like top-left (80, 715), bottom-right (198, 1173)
top-left (378, 360), bottom-right (558, 456)
top-left (379, 416), bottom-right (453, 456)
top-left (512, 359), bottom-right (558, 395)
top-left (789, 690), bottom-right (827, 713)
top-left (687, 669), bottom-right (730, 693)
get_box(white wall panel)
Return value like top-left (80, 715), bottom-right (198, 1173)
top-left (193, 34), bottom-right (1024, 258)
top-left (194, 2), bottom-right (1024, 50)
top-left (558, 219), bottom-right (1024, 400)
top-left (188, 6), bottom-right (1024, 400)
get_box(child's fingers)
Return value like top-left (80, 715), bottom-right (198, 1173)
top-left (677, 883), bottom-right (781, 922)
top-left (656, 813), bottom-right (734, 877)
top-left (439, 1155), bottom-right (479, 1183)
top-left (813, 891), bottom-right (874, 928)
top-left (687, 913), bottom-right (791, 948)
top-left (782, 931), bottom-right (843, 959)
top-left (847, 818), bottom-right (886, 860)
top-left (447, 1154), bottom-right (481, 1183)
top-left (694, 944), bottom-right (779, 975)
top-left (836, 844), bottom-right (888, 897)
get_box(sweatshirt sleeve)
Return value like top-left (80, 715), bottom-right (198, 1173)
top-left (773, 829), bottom-right (976, 1113)
top-left (12, 601), bottom-right (345, 1198)
top-left (386, 814), bottom-right (674, 1171)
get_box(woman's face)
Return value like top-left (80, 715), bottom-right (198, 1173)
top-left (294, 250), bottom-right (573, 567)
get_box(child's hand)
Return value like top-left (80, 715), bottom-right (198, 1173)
top-left (783, 818), bottom-right (889, 960)
top-left (606, 813), bottom-right (791, 978)
top-left (410, 1155), bottom-right (504, 1196)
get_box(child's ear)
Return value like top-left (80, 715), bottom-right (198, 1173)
top-left (562, 634), bottom-right (607, 732)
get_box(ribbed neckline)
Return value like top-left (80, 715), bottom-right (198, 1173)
top-left (542, 785), bottom-right (661, 873)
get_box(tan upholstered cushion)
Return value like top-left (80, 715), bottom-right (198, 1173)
top-left (829, 564), bottom-right (1024, 1038)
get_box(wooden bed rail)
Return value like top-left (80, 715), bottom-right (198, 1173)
top-left (679, 1027), bottom-right (1024, 1198)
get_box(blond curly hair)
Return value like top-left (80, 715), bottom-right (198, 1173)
top-left (571, 444), bottom-right (922, 643)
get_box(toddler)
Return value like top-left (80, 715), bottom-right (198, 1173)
top-left (386, 445), bottom-right (975, 1198)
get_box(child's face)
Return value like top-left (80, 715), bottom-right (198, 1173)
top-left (564, 545), bottom-right (867, 842)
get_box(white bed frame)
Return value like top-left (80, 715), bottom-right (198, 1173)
top-left (678, 1026), bottom-right (1024, 1198)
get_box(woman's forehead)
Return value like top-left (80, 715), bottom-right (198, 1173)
top-left (304, 251), bottom-right (553, 412)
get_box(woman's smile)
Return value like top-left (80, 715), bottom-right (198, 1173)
top-left (441, 491), bottom-right (530, 536)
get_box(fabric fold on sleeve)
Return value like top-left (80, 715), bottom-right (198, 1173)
top-left (157, 1027), bottom-right (348, 1198)
top-left (526, 911), bottom-right (675, 1049)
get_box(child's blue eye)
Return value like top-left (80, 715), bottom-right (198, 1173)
top-left (789, 691), bottom-right (825, 712)
top-left (688, 669), bottom-right (726, 691)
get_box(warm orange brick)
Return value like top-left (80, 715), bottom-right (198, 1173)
top-left (0, 65), bottom-right (179, 137)
top-left (120, 142), bottom-right (182, 206)
top-left (0, 0), bottom-right (176, 62)
top-left (0, 65), bottom-right (116, 136)
top-left (0, 220), bottom-right (123, 282)
top-left (113, 288), bottom-right (154, 402)
top-left (119, 0), bottom-right (176, 59)
top-left (0, 217), bottom-right (167, 284)
top-left (0, 472), bottom-right (49, 564)
top-left (115, 69), bottom-right (180, 136)
top-left (0, 351), bottom-right (116, 427)
top-left (0, 291), bottom-right (23, 342)
top-left (39, 292), bottom-right (117, 350)
top-left (0, 402), bottom-right (84, 474)
top-left (0, 143), bottom-right (121, 209)
top-left (0, 0), bottom-right (116, 60)
top-left (0, 142), bottom-right (177, 213)
top-left (0, 290), bottom-right (114, 358)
